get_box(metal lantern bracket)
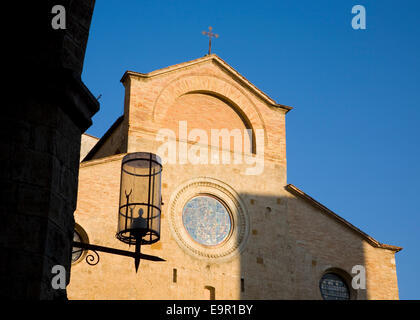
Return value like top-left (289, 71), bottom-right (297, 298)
top-left (72, 152), bottom-right (165, 272)
top-left (72, 241), bottom-right (165, 266)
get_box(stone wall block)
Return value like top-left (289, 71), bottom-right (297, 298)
top-left (30, 125), bottom-right (58, 156)
top-left (0, 214), bottom-right (47, 254)
top-left (0, 142), bottom-right (12, 181)
top-left (16, 184), bottom-right (50, 217)
top-left (11, 147), bottom-right (53, 188)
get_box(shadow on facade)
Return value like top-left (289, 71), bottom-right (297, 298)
top-left (236, 191), bottom-right (367, 300)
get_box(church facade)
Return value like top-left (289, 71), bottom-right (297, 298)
top-left (68, 55), bottom-right (401, 299)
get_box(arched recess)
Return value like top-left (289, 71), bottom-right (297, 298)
top-left (319, 267), bottom-right (358, 300)
top-left (152, 74), bottom-right (267, 154)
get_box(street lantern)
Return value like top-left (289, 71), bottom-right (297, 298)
top-left (117, 152), bottom-right (162, 270)
top-left (72, 152), bottom-right (164, 272)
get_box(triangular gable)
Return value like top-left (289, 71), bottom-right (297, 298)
top-left (120, 54), bottom-right (293, 113)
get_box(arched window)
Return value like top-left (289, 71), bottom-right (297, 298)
top-left (319, 272), bottom-right (350, 300)
top-left (71, 223), bottom-right (89, 264)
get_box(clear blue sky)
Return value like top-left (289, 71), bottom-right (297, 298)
top-left (82, 0), bottom-right (419, 299)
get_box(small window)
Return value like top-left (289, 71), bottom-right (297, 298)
top-left (204, 286), bottom-right (215, 300)
top-left (72, 230), bottom-right (83, 263)
top-left (173, 269), bottom-right (177, 283)
top-left (319, 273), bottom-right (350, 300)
top-left (71, 223), bottom-right (89, 264)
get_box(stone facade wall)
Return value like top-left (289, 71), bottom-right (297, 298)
top-left (165, 93), bottom-right (251, 152)
top-left (69, 154), bottom-right (399, 299)
top-left (87, 118), bottom-right (127, 160)
top-left (123, 57), bottom-right (287, 171)
top-left (80, 134), bottom-right (99, 161)
top-left (284, 193), bottom-right (399, 299)
top-left (68, 57), bottom-right (399, 300)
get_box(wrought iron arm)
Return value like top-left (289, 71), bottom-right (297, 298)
top-left (73, 241), bottom-right (165, 263)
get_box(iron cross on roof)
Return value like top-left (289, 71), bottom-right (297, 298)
top-left (202, 26), bottom-right (219, 55)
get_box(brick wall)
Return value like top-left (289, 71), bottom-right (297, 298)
top-left (68, 56), bottom-right (399, 300)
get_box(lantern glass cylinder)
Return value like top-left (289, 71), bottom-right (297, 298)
top-left (116, 152), bottom-right (162, 245)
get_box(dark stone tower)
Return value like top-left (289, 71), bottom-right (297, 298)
top-left (0, 1), bottom-right (99, 299)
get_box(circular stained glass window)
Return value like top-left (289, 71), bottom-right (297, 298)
top-left (319, 273), bottom-right (350, 300)
top-left (182, 196), bottom-right (232, 246)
